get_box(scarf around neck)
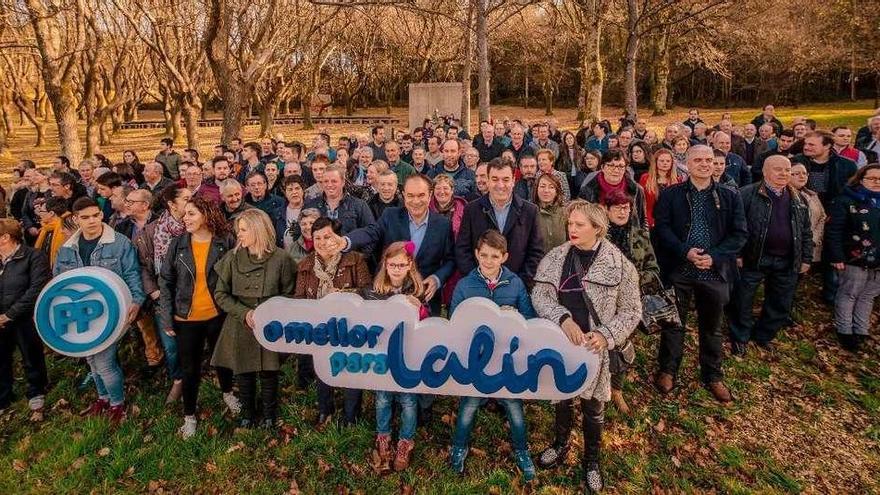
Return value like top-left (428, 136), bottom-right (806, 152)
top-left (153, 211), bottom-right (186, 273)
top-left (597, 172), bottom-right (626, 205)
top-left (314, 252), bottom-right (343, 297)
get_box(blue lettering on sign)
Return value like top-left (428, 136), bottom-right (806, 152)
top-left (53, 300), bottom-right (104, 334)
top-left (388, 324), bottom-right (588, 394)
top-left (34, 276), bottom-right (121, 354)
top-left (262, 317), bottom-right (588, 394)
top-left (263, 318), bottom-right (385, 349)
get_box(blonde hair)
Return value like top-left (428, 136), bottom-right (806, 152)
top-left (369, 160), bottom-right (390, 174)
top-left (373, 241), bottom-right (424, 297)
top-left (565, 199), bottom-right (608, 238)
top-left (234, 208), bottom-right (276, 258)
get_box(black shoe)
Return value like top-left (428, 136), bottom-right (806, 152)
top-left (731, 341), bottom-right (748, 357)
top-left (418, 406), bottom-right (433, 426)
top-left (583, 462), bottom-right (603, 494)
top-left (755, 341), bottom-right (775, 352)
top-left (838, 333), bottom-right (860, 352)
top-left (537, 442), bottom-right (570, 469)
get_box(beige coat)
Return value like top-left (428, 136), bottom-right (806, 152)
top-left (531, 240), bottom-right (642, 402)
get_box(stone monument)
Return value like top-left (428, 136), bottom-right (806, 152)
top-left (408, 82), bottom-right (463, 131)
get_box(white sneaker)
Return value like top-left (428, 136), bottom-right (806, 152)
top-left (178, 416), bottom-right (197, 439)
top-left (28, 395), bottom-right (45, 411)
top-left (223, 393), bottom-right (242, 416)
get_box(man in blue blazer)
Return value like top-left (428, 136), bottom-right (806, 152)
top-left (338, 174), bottom-right (456, 313)
top-left (454, 158), bottom-right (545, 287)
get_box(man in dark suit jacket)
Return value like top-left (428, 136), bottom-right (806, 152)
top-left (455, 159), bottom-right (544, 287)
top-left (340, 174), bottom-right (455, 311)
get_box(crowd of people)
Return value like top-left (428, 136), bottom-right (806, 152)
top-left (1, 105), bottom-right (879, 493)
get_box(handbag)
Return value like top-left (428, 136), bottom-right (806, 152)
top-left (639, 272), bottom-right (681, 335)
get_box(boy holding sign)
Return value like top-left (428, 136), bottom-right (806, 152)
top-left (448, 230), bottom-right (537, 481)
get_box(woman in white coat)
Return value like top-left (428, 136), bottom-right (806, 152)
top-left (531, 200), bottom-right (642, 494)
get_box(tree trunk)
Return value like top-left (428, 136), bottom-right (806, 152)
top-left (524, 75), bottom-right (529, 108)
top-left (162, 92), bottom-right (174, 136)
top-left (53, 91), bottom-right (82, 160)
top-left (623, 0), bottom-right (640, 119)
top-left (650, 27), bottom-right (670, 116)
top-left (258, 99), bottom-right (275, 137)
top-left (85, 109), bottom-right (99, 158)
top-left (302, 97), bottom-right (313, 131)
top-left (544, 84), bottom-right (553, 116)
top-left (170, 103), bottom-right (182, 142)
top-left (580, 13), bottom-right (604, 122)
top-left (1, 104), bottom-right (13, 139)
top-left (11, 94), bottom-right (44, 146)
top-left (476, 0), bottom-right (490, 122)
top-left (181, 96), bottom-right (201, 150)
top-left (460, 2), bottom-right (474, 128)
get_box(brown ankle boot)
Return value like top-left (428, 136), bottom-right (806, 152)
top-left (611, 389), bottom-right (630, 415)
top-left (653, 372), bottom-right (675, 395)
top-left (705, 381), bottom-right (733, 404)
top-left (375, 434), bottom-right (393, 472)
top-left (393, 439), bottom-right (414, 471)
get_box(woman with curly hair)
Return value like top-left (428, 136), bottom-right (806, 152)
top-left (159, 195), bottom-right (238, 438)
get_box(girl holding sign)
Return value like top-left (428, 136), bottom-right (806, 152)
top-left (361, 240), bottom-right (428, 472)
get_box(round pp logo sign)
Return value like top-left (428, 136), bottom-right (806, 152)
top-left (33, 267), bottom-right (133, 357)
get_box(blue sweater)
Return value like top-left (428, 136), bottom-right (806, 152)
top-left (450, 266), bottom-right (536, 318)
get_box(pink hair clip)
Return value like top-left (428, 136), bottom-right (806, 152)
top-left (404, 241), bottom-right (416, 257)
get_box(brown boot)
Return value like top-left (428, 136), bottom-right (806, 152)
top-left (375, 434), bottom-right (393, 473)
top-left (393, 439), bottom-right (414, 471)
top-left (610, 388), bottom-right (630, 415)
top-left (705, 381), bottom-right (733, 404)
top-left (653, 372), bottom-right (675, 395)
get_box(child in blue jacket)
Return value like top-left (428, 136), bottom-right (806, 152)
top-left (448, 230), bottom-right (537, 481)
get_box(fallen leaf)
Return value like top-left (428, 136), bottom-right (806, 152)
top-left (98, 447), bottom-right (111, 457)
top-left (288, 480), bottom-right (301, 495)
top-left (12, 459), bottom-right (26, 472)
top-left (225, 442), bottom-right (244, 454)
top-left (654, 419), bottom-right (666, 433)
top-left (671, 456), bottom-right (681, 468)
top-left (318, 458), bottom-right (332, 475)
top-left (205, 461), bottom-right (218, 473)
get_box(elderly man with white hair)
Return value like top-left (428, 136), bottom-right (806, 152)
top-left (652, 144), bottom-right (748, 404)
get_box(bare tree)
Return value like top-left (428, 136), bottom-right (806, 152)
top-left (22, 0), bottom-right (89, 160)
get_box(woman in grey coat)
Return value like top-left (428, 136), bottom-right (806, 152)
top-left (531, 200), bottom-right (641, 494)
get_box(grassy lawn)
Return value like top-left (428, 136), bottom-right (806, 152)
top-left (0, 277), bottom-right (878, 494)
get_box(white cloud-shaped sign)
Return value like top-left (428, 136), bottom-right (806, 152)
top-left (253, 293), bottom-right (599, 400)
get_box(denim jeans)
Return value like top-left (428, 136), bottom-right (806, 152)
top-left (452, 397), bottom-right (528, 451)
top-left (728, 255), bottom-right (799, 345)
top-left (317, 379), bottom-right (362, 423)
top-left (154, 314), bottom-right (182, 381)
top-left (375, 391), bottom-right (418, 440)
top-left (834, 265), bottom-right (880, 336)
top-left (85, 343), bottom-right (124, 405)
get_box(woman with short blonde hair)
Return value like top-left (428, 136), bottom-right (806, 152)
top-left (211, 207), bottom-right (296, 429)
